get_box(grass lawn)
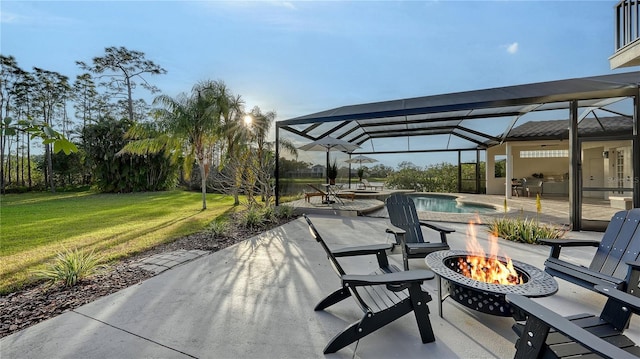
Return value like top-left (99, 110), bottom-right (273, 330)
top-left (1, 190), bottom-right (236, 294)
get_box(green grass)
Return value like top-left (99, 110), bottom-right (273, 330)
top-left (0, 190), bottom-right (236, 294)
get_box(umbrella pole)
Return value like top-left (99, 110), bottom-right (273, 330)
top-left (326, 150), bottom-right (330, 184)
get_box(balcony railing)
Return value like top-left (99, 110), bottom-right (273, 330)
top-left (615, 0), bottom-right (640, 52)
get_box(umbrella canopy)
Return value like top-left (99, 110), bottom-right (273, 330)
top-left (345, 155), bottom-right (378, 165)
top-left (298, 136), bottom-right (360, 183)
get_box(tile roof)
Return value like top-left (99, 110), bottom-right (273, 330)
top-left (506, 116), bottom-right (633, 140)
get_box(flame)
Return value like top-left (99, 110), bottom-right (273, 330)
top-left (461, 216), bottom-right (522, 285)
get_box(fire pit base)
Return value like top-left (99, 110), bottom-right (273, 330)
top-left (425, 250), bottom-right (558, 319)
top-left (442, 278), bottom-right (519, 317)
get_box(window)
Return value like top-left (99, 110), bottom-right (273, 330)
top-left (519, 149), bottom-right (568, 158)
top-left (494, 155), bottom-right (506, 178)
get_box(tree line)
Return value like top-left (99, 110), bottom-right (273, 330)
top-left (385, 161), bottom-right (486, 193)
top-left (0, 46), bottom-right (295, 209)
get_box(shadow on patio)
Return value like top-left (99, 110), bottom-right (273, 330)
top-left (1, 215), bottom-right (637, 358)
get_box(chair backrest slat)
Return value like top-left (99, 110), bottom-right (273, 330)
top-left (304, 214), bottom-right (346, 276)
top-left (588, 210), bottom-right (628, 273)
top-left (386, 193), bottom-right (424, 244)
top-left (599, 214), bottom-right (638, 275)
top-left (303, 214), bottom-right (374, 313)
top-left (613, 210), bottom-right (640, 278)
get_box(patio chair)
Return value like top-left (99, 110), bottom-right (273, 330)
top-left (361, 179), bottom-right (384, 190)
top-left (506, 261), bottom-right (640, 358)
top-left (303, 214), bottom-right (436, 354)
top-left (385, 193), bottom-right (455, 270)
top-left (541, 208), bottom-right (640, 292)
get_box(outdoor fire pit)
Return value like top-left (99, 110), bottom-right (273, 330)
top-left (425, 249), bottom-right (558, 319)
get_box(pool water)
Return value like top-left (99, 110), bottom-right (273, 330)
top-left (408, 194), bottom-right (497, 214)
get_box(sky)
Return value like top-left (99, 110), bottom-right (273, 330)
top-left (0, 0), bottom-right (632, 168)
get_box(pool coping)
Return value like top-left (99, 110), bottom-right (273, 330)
top-left (407, 192), bottom-right (503, 214)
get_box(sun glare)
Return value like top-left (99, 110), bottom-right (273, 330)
top-left (244, 115), bottom-right (253, 126)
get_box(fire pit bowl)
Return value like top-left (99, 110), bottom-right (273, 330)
top-left (425, 250), bottom-right (558, 318)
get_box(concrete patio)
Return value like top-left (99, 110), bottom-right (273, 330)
top-left (1, 214), bottom-right (638, 358)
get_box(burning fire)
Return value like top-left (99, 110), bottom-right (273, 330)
top-left (459, 217), bottom-right (522, 285)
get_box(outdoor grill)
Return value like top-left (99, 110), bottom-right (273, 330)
top-left (425, 250), bottom-right (558, 318)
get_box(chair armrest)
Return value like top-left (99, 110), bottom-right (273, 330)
top-left (538, 238), bottom-right (600, 247)
top-left (419, 221), bottom-right (455, 234)
top-left (595, 285), bottom-right (640, 313)
top-left (506, 294), bottom-right (638, 359)
top-left (332, 243), bottom-right (394, 257)
top-left (333, 243), bottom-right (394, 269)
top-left (419, 221), bottom-right (454, 244)
top-left (538, 238), bottom-right (600, 259)
top-left (627, 261), bottom-right (640, 270)
top-left (385, 225), bottom-right (406, 236)
top-left (386, 225), bottom-right (406, 246)
top-left (342, 270), bottom-right (435, 287)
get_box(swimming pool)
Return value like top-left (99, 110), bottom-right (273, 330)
top-left (408, 194), bottom-right (498, 214)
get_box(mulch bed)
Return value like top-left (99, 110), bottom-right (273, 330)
top-left (0, 216), bottom-right (295, 338)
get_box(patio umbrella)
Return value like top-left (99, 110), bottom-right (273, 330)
top-left (298, 136), bottom-right (360, 183)
top-left (346, 154), bottom-right (378, 186)
top-left (345, 155), bottom-right (378, 166)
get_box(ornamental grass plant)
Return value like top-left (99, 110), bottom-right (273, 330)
top-left (34, 248), bottom-right (104, 287)
top-left (237, 204), bottom-right (295, 229)
top-left (207, 219), bottom-right (230, 237)
top-left (488, 217), bottom-right (567, 244)
top-left (491, 195), bottom-right (567, 244)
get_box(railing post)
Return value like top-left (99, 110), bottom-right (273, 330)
top-left (615, 0), bottom-right (640, 51)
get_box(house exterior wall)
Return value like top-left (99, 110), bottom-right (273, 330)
top-left (487, 140), bottom-right (633, 199)
top-left (486, 142), bottom-right (569, 195)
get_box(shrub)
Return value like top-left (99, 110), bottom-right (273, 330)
top-left (207, 219), bottom-right (229, 237)
top-left (262, 205), bottom-right (277, 223)
top-left (34, 248), bottom-right (104, 287)
top-left (274, 205), bottom-right (295, 219)
top-left (239, 206), bottom-right (265, 229)
top-left (488, 217), bottom-right (566, 244)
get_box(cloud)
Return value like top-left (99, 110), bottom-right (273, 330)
top-left (1, 11), bottom-right (27, 24)
top-left (273, 2), bottom-right (297, 10)
top-left (505, 42), bottom-right (519, 54)
top-left (0, 8), bottom-right (75, 26)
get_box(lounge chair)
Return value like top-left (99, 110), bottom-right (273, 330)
top-left (541, 208), bottom-right (640, 292)
top-left (506, 261), bottom-right (640, 358)
top-left (306, 183), bottom-right (344, 205)
top-left (303, 214), bottom-right (436, 354)
top-left (360, 179), bottom-right (384, 190)
top-left (385, 193), bottom-right (455, 270)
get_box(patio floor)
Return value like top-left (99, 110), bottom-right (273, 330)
top-left (2, 214), bottom-right (637, 358)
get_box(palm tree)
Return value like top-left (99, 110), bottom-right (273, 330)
top-left (194, 81), bottom-right (246, 206)
top-left (120, 80), bottom-right (223, 210)
top-left (244, 106), bottom-right (297, 205)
